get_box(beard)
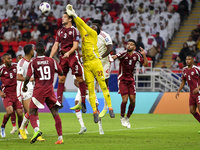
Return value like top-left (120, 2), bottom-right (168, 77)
top-left (127, 49), bottom-right (133, 52)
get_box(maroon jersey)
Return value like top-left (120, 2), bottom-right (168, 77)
top-left (116, 50), bottom-right (144, 81)
top-left (27, 56), bottom-right (62, 97)
top-left (0, 63), bottom-right (17, 96)
top-left (55, 26), bottom-right (80, 56)
top-left (181, 65), bottom-right (200, 95)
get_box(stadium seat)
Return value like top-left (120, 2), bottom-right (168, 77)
top-left (12, 58), bottom-right (17, 63)
top-left (85, 18), bottom-right (91, 23)
top-left (151, 34), bottom-right (156, 37)
top-left (57, 18), bottom-right (62, 28)
top-left (197, 63), bottom-right (200, 66)
top-left (122, 23), bottom-right (129, 28)
top-left (55, 1), bottom-right (60, 5)
top-left (172, 5), bottom-right (179, 11)
top-left (147, 57), bottom-right (152, 67)
top-left (18, 41), bottom-right (28, 47)
top-left (20, 29), bottom-right (27, 36)
top-left (43, 35), bottom-right (48, 40)
top-left (0, 52), bottom-right (7, 57)
top-left (124, 28), bottom-right (130, 35)
top-left (2, 19), bottom-right (8, 23)
top-left (13, 46), bottom-right (18, 52)
top-left (129, 23), bottom-right (135, 28)
top-left (9, 41), bottom-right (18, 47)
top-left (53, 35), bottom-right (56, 39)
top-left (28, 41), bottom-right (36, 45)
top-left (0, 41), bottom-right (9, 51)
top-left (109, 11), bottom-right (117, 18)
top-left (178, 63), bottom-right (183, 69)
top-left (113, 17), bottom-right (120, 22)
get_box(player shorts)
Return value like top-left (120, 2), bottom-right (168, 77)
top-left (17, 82), bottom-right (33, 102)
top-left (101, 61), bottom-right (111, 79)
top-left (59, 55), bottom-right (83, 77)
top-left (189, 94), bottom-right (200, 106)
top-left (75, 88), bottom-right (99, 104)
top-left (118, 80), bottom-right (136, 96)
top-left (2, 95), bottom-right (23, 110)
top-left (30, 95), bottom-right (61, 109)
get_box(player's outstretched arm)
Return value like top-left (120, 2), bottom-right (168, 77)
top-left (193, 86), bottom-right (200, 94)
top-left (0, 90), bottom-right (6, 98)
top-left (175, 80), bottom-right (186, 99)
top-left (139, 47), bottom-right (148, 67)
top-left (50, 42), bottom-right (59, 58)
top-left (111, 55), bottom-right (117, 60)
top-left (101, 45), bottom-right (113, 58)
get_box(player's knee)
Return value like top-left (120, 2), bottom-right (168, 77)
top-left (122, 99), bottom-right (128, 103)
top-left (77, 77), bottom-right (84, 83)
top-left (190, 109), bottom-right (196, 115)
top-left (75, 100), bottom-right (79, 105)
top-left (17, 111), bottom-right (23, 117)
top-left (7, 110), bottom-right (13, 116)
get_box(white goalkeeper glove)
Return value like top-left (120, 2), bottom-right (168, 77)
top-left (66, 4), bottom-right (77, 18)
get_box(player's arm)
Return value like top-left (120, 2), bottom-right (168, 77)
top-left (175, 79), bottom-right (186, 99)
top-left (101, 45), bottom-right (113, 59)
top-left (0, 82), bottom-right (5, 98)
top-left (63, 41), bottom-right (79, 58)
top-left (53, 59), bottom-right (64, 76)
top-left (139, 47), bottom-right (148, 67)
top-left (50, 41), bottom-right (59, 58)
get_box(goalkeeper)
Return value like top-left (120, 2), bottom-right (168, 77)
top-left (66, 5), bottom-right (115, 123)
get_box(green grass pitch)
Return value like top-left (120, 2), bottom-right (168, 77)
top-left (0, 113), bottom-right (199, 150)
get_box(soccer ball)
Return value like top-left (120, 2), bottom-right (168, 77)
top-left (39, 2), bottom-right (51, 14)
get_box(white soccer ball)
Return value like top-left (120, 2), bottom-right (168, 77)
top-left (39, 2), bottom-right (51, 14)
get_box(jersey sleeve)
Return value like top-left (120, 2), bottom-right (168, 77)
top-left (17, 61), bottom-right (24, 75)
top-left (104, 33), bottom-right (112, 46)
top-left (26, 62), bottom-right (34, 77)
top-left (181, 69), bottom-right (186, 80)
top-left (116, 50), bottom-right (126, 60)
top-left (55, 30), bottom-right (61, 42)
top-left (73, 28), bottom-right (80, 42)
top-left (136, 52), bottom-right (144, 64)
top-left (53, 59), bottom-right (63, 74)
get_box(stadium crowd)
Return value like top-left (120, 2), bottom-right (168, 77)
top-left (0, 0), bottom-right (195, 68)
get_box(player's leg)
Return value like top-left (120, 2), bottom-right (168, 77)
top-left (10, 111), bottom-right (17, 134)
top-left (120, 94), bottom-right (128, 127)
top-left (15, 108), bottom-right (23, 132)
top-left (24, 109), bottom-right (29, 134)
top-left (20, 98), bottom-right (31, 130)
top-left (125, 94), bottom-right (135, 129)
top-left (1, 105), bottom-right (13, 138)
top-left (189, 95), bottom-right (200, 123)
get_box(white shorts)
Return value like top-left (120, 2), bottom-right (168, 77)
top-left (75, 88), bottom-right (99, 104)
top-left (102, 62), bottom-right (111, 79)
top-left (17, 83), bottom-right (33, 102)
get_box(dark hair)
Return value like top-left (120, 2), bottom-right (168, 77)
top-left (128, 39), bottom-right (137, 47)
top-left (63, 12), bottom-right (74, 24)
top-left (96, 25), bottom-right (100, 35)
top-left (3, 53), bottom-right (11, 59)
top-left (186, 55), bottom-right (194, 59)
top-left (92, 19), bottom-right (102, 27)
top-left (36, 42), bottom-right (45, 54)
top-left (24, 44), bottom-right (33, 55)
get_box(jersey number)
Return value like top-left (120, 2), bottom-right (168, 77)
top-left (188, 75), bottom-right (191, 80)
top-left (64, 33), bottom-right (67, 38)
top-left (37, 66), bottom-right (51, 80)
top-left (97, 71), bottom-right (103, 76)
top-left (10, 73), bottom-right (13, 79)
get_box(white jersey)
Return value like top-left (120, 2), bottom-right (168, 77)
top-left (17, 58), bottom-right (34, 101)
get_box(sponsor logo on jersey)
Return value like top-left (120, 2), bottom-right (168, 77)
top-left (133, 57), bottom-right (136, 60)
top-left (69, 31), bottom-right (72, 35)
top-left (105, 38), bottom-right (109, 42)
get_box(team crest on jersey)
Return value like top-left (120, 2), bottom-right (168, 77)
top-left (13, 69), bottom-right (16, 73)
top-left (69, 31), bottom-right (72, 35)
top-left (4, 71), bottom-right (8, 74)
top-left (191, 72), bottom-right (194, 75)
top-left (133, 57), bottom-right (136, 60)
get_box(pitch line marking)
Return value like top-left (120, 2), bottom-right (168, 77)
top-left (0, 127), bottom-right (155, 141)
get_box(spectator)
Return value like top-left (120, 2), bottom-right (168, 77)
top-left (44, 32), bottom-right (55, 45)
top-left (3, 26), bottom-right (12, 42)
top-left (4, 0), bottom-right (10, 10)
top-left (6, 5), bottom-right (13, 18)
top-left (22, 27), bottom-right (31, 42)
top-left (196, 36), bottom-right (200, 50)
top-left (191, 44), bottom-right (199, 57)
top-left (11, 28), bottom-right (21, 41)
top-left (16, 54), bottom-right (23, 63)
top-left (166, 0), bottom-right (174, 13)
top-left (16, 46), bottom-right (25, 57)
top-left (7, 46), bottom-right (16, 58)
top-left (191, 24), bottom-right (200, 41)
top-left (119, 7), bottom-right (130, 24)
top-left (177, 42), bottom-right (191, 66)
top-left (47, 12), bottom-right (56, 24)
top-left (177, 0), bottom-right (189, 23)
top-left (121, 36), bottom-right (127, 48)
top-left (137, 3), bottom-right (145, 14)
top-left (111, 0), bottom-right (120, 16)
top-left (155, 32), bottom-right (163, 58)
top-left (113, 19), bottom-right (124, 34)
top-left (28, 8), bottom-right (38, 22)
top-left (0, 5), bottom-right (6, 20)
top-left (161, 61), bottom-right (167, 69)
top-left (170, 58), bottom-right (179, 70)
top-left (186, 35), bottom-right (196, 51)
top-left (45, 45), bottom-right (53, 57)
top-left (136, 36), bottom-right (145, 52)
top-left (195, 50), bottom-right (200, 63)
top-left (10, 12), bottom-right (18, 23)
top-left (51, 5), bottom-right (61, 19)
top-left (36, 34), bottom-right (45, 45)
top-left (92, 0), bottom-right (105, 11)
top-left (127, 26), bottom-right (138, 40)
top-left (102, 0), bottom-right (111, 12)
top-left (92, 8), bottom-right (102, 20)
top-left (31, 26), bottom-right (41, 41)
top-left (102, 10), bottom-right (112, 23)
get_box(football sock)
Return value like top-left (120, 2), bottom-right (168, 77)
top-left (29, 114), bottom-right (38, 129)
top-left (75, 110), bottom-right (85, 127)
top-left (127, 103), bottom-right (135, 118)
top-left (25, 122), bottom-right (28, 129)
top-left (18, 117), bottom-right (22, 130)
top-left (11, 112), bottom-right (16, 127)
top-left (58, 135), bottom-right (63, 141)
top-left (98, 118), bottom-right (103, 130)
top-left (54, 115), bottom-right (62, 136)
top-left (121, 102), bottom-right (127, 117)
top-left (20, 113), bottom-right (29, 129)
top-left (193, 112), bottom-right (200, 122)
top-left (57, 83), bottom-right (64, 104)
top-left (99, 82), bottom-right (112, 108)
top-left (1, 114), bottom-right (9, 128)
top-left (103, 99), bottom-right (108, 110)
top-left (36, 115), bottom-right (40, 127)
top-left (79, 81), bottom-right (86, 103)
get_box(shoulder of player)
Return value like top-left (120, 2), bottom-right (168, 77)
top-left (133, 51), bottom-right (142, 57)
top-left (99, 30), bottom-right (111, 38)
top-left (0, 64), bottom-right (5, 70)
top-left (182, 66), bottom-right (188, 72)
top-left (57, 28), bottom-right (65, 36)
top-left (11, 62), bottom-right (17, 67)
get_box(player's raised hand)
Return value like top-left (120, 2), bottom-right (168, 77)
top-left (66, 4), bottom-right (75, 13)
top-left (22, 86), bottom-right (28, 92)
top-left (193, 87), bottom-right (199, 94)
top-left (66, 4), bottom-right (77, 18)
top-left (175, 92), bottom-right (179, 99)
top-left (139, 47), bottom-right (146, 55)
top-left (0, 91), bottom-right (6, 98)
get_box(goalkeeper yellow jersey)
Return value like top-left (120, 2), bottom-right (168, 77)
top-left (73, 17), bottom-right (100, 62)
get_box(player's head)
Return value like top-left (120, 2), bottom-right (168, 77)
top-left (24, 44), bottom-right (34, 58)
top-left (2, 53), bottom-right (12, 67)
top-left (36, 42), bottom-right (45, 56)
top-left (92, 19), bottom-right (102, 29)
top-left (127, 39), bottom-right (137, 52)
top-left (62, 12), bottom-right (73, 26)
top-left (91, 25), bottom-right (100, 35)
top-left (186, 55), bottom-right (194, 67)
top-left (17, 54), bottom-right (23, 62)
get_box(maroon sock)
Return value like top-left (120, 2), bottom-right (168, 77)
top-left (18, 117), bottom-right (22, 129)
top-left (193, 112), bottom-right (200, 122)
top-left (29, 114), bottom-right (38, 129)
top-left (25, 122), bottom-right (28, 129)
top-left (127, 104), bottom-right (135, 118)
top-left (57, 83), bottom-right (64, 104)
top-left (79, 81), bottom-right (86, 103)
top-left (54, 115), bottom-right (62, 136)
top-left (11, 112), bottom-right (16, 127)
top-left (1, 114), bottom-right (9, 128)
top-left (121, 102), bottom-right (127, 117)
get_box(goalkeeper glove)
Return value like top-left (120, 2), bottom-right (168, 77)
top-left (66, 4), bottom-right (77, 18)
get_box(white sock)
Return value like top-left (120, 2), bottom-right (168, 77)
top-left (34, 127), bottom-right (39, 133)
top-left (98, 119), bottom-right (103, 130)
top-left (75, 111), bottom-right (85, 127)
top-left (58, 135), bottom-right (63, 140)
top-left (37, 119), bottom-right (40, 127)
top-left (103, 99), bottom-right (108, 111)
top-left (20, 116), bottom-right (29, 130)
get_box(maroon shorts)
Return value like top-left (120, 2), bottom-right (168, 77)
top-left (118, 80), bottom-right (136, 96)
top-left (189, 94), bottom-right (200, 106)
top-left (3, 95), bottom-right (23, 110)
top-left (30, 95), bottom-right (58, 109)
top-left (59, 55), bottom-right (83, 77)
